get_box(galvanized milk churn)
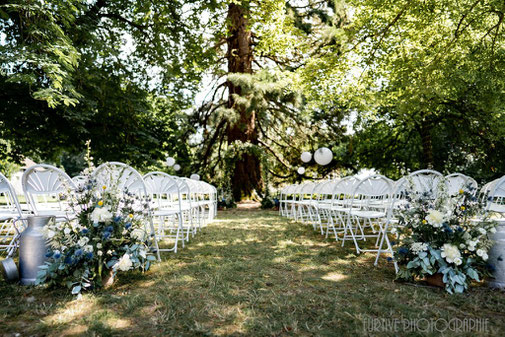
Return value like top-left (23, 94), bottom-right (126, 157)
top-left (19, 216), bottom-right (52, 285)
top-left (489, 222), bottom-right (505, 288)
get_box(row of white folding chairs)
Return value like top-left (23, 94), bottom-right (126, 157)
top-left (279, 170), bottom-right (484, 271)
top-left (1, 162), bottom-right (217, 259)
top-left (280, 171), bottom-right (478, 221)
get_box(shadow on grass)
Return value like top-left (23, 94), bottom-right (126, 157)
top-left (1, 209), bottom-right (505, 336)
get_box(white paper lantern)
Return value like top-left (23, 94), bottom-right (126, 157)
top-left (166, 156), bottom-right (175, 167)
top-left (190, 173), bottom-right (200, 181)
top-left (314, 147), bottom-right (333, 166)
top-left (297, 167), bottom-right (305, 175)
top-left (300, 151), bottom-right (312, 163)
top-left (173, 164), bottom-right (181, 171)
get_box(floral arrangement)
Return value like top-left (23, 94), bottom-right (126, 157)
top-left (36, 153), bottom-right (155, 295)
top-left (393, 180), bottom-right (497, 293)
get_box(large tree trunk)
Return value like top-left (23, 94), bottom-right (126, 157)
top-left (225, 3), bottom-right (262, 201)
top-left (419, 121), bottom-right (434, 168)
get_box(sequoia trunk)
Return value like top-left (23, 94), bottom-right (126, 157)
top-left (226, 3), bottom-right (262, 201)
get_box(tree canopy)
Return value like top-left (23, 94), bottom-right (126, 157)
top-left (1, 0), bottom-right (505, 198)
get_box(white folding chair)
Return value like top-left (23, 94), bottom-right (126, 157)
top-left (22, 164), bottom-right (76, 220)
top-left (93, 162), bottom-right (160, 260)
top-left (143, 172), bottom-right (185, 253)
top-left (327, 176), bottom-right (360, 241)
top-left (375, 169), bottom-right (444, 272)
top-left (484, 176), bottom-right (505, 220)
top-left (0, 172), bottom-right (26, 257)
top-left (341, 175), bottom-right (393, 254)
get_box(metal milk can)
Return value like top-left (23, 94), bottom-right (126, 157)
top-left (19, 216), bottom-right (52, 285)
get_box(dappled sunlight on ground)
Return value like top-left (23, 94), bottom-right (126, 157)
top-left (1, 208), bottom-right (505, 335)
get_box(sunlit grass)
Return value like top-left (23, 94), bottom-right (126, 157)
top-left (1, 208), bottom-right (505, 336)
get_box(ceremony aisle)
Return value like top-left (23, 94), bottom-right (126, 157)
top-left (1, 206), bottom-right (505, 336)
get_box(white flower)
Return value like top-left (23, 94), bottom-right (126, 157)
top-left (478, 228), bottom-right (487, 235)
top-left (90, 206), bottom-right (113, 223)
top-left (107, 250), bottom-right (113, 255)
top-left (114, 253), bottom-right (133, 272)
top-left (483, 253), bottom-right (489, 261)
top-left (84, 245), bottom-right (93, 253)
top-left (122, 229), bottom-right (128, 235)
top-left (131, 228), bottom-right (146, 241)
top-left (139, 249), bottom-right (147, 259)
top-left (410, 242), bottom-right (428, 254)
top-left (425, 210), bottom-right (445, 228)
top-left (490, 227), bottom-right (497, 234)
top-left (78, 237), bottom-right (89, 247)
top-left (64, 227), bottom-right (71, 235)
top-left (463, 232), bottom-right (471, 240)
top-left (390, 228), bottom-right (397, 235)
top-left (96, 243), bottom-right (102, 249)
top-left (454, 257), bottom-right (463, 266)
top-left (476, 249), bottom-right (486, 257)
top-left (97, 250), bottom-right (103, 256)
top-left (61, 245), bottom-right (67, 251)
top-left (459, 243), bottom-right (466, 249)
top-left (441, 244), bottom-right (461, 264)
top-left (46, 230), bottom-right (56, 239)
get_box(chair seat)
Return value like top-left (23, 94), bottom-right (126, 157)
top-left (152, 209), bottom-right (180, 217)
top-left (352, 210), bottom-right (386, 219)
top-left (35, 210), bottom-right (74, 219)
top-left (0, 210), bottom-right (24, 220)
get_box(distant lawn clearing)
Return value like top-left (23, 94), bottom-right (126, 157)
top-left (1, 208), bottom-right (505, 336)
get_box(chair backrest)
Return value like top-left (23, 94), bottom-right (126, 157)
top-left (486, 176), bottom-right (505, 214)
top-left (143, 172), bottom-right (181, 209)
top-left (92, 162), bottom-right (146, 195)
top-left (331, 176), bottom-right (361, 207)
top-left (406, 169), bottom-right (443, 198)
top-left (350, 175), bottom-right (393, 209)
top-left (22, 164), bottom-right (76, 215)
top-left (0, 172), bottom-right (23, 217)
top-left (445, 173), bottom-right (478, 196)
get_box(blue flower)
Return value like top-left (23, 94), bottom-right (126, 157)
top-left (53, 252), bottom-right (61, 259)
top-left (103, 231), bottom-right (111, 239)
top-left (113, 216), bottom-right (122, 223)
top-left (105, 225), bottom-right (114, 232)
top-left (81, 228), bottom-right (89, 234)
top-left (391, 241), bottom-right (396, 246)
top-left (64, 256), bottom-right (73, 265)
top-left (86, 252), bottom-right (93, 259)
top-left (387, 257), bottom-right (393, 262)
top-left (124, 222), bottom-right (132, 229)
top-left (45, 250), bottom-right (53, 258)
top-left (456, 226), bottom-right (463, 232)
top-left (74, 249), bottom-right (83, 257)
top-left (398, 247), bottom-right (408, 255)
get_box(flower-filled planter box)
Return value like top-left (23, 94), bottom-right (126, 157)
top-left (394, 181), bottom-right (497, 293)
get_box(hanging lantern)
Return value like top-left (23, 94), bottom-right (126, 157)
top-left (297, 167), bottom-right (305, 175)
top-left (314, 147), bottom-right (333, 166)
top-left (166, 157), bottom-right (175, 167)
top-left (190, 173), bottom-right (200, 181)
top-left (173, 164), bottom-right (181, 172)
top-left (300, 152), bottom-right (312, 163)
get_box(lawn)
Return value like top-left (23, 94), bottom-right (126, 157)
top-left (1, 207), bottom-right (504, 336)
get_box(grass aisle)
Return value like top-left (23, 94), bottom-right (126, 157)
top-left (1, 207), bottom-right (505, 336)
